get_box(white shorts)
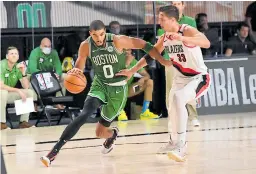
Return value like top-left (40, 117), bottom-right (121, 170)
top-left (169, 74), bottom-right (211, 106)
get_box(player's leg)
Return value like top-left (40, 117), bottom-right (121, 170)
top-left (157, 87), bottom-right (177, 154)
top-left (168, 74), bottom-right (211, 162)
top-left (101, 85), bottom-right (128, 154)
top-left (40, 96), bottom-right (103, 167)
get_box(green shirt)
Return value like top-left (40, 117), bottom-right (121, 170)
top-left (88, 33), bottom-right (127, 84)
top-left (27, 47), bottom-right (62, 76)
top-left (157, 15), bottom-right (197, 60)
top-left (127, 58), bottom-right (144, 85)
top-left (0, 59), bottom-right (23, 87)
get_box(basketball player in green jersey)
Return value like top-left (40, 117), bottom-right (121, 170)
top-left (40, 20), bottom-right (170, 167)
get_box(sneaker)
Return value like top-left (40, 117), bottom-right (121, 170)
top-left (140, 109), bottom-right (159, 120)
top-left (19, 121), bottom-right (35, 129)
top-left (167, 142), bottom-right (187, 162)
top-left (192, 119), bottom-right (200, 127)
top-left (0, 123), bottom-right (11, 130)
top-left (101, 127), bottom-right (119, 154)
top-left (157, 141), bottom-right (176, 154)
top-left (40, 148), bottom-right (59, 167)
top-left (118, 110), bottom-right (128, 121)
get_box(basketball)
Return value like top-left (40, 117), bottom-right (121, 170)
top-left (64, 69), bottom-right (87, 94)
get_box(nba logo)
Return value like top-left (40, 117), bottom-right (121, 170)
top-left (196, 98), bottom-right (201, 108)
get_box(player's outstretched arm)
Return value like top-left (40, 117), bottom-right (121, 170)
top-left (114, 35), bottom-right (170, 67)
top-left (73, 41), bottom-right (89, 72)
top-left (116, 36), bottom-right (172, 79)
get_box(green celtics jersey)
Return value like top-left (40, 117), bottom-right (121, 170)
top-left (87, 33), bottom-right (126, 84)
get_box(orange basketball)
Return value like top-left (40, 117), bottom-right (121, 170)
top-left (64, 69), bottom-right (87, 94)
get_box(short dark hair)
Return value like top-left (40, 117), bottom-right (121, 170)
top-left (109, 21), bottom-right (120, 27)
top-left (237, 22), bottom-right (249, 31)
top-left (89, 20), bottom-right (105, 31)
top-left (159, 5), bottom-right (179, 21)
top-left (6, 46), bottom-right (18, 54)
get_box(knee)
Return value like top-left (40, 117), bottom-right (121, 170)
top-left (173, 91), bottom-right (184, 104)
top-left (1, 90), bottom-right (8, 98)
top-left (145, 79), bottom-right (153, 88)
top-left (0, 90), bottom-right (8, 103)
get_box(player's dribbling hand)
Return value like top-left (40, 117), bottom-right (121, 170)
top-left (115, 69), bottom-right (133, 81)
top-left (68, 68), bottom-right (83, 74)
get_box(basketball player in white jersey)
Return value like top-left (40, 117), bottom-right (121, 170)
top-left (116, 5), bottom-right (211, 162)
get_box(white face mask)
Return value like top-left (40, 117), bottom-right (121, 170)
top-left (42, 47), bottom-right (51, 55)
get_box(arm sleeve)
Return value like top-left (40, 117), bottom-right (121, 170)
top-left (28, 49), bottom-right (40, 73)
top-left (53, 50), bottom-right (62, 76)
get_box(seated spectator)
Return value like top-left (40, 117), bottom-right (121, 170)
top-left (225, 22), bottom-right (256, 57)
top-left (196, 13), bottom-right (220, 57)
top-left (0, 47), bottom-right (35, 130)
top-left (118, 49), bottom-right (158, 121)
top-left (27, 38), bottom-right (63, 79)
top-left (109, 21), bottom-right (121, 35)
top-left (27, 38), bottom-right (66, 109)
top-left (245, 1), bottom-right (256, 44)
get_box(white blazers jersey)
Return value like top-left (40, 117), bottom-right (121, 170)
top-left (163, 24), bottom-right (208, 78)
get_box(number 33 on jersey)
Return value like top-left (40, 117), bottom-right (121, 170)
top-left (87, 33), bottom-right (127, 84)
top-left (163, 24), bottom-right (208, 77)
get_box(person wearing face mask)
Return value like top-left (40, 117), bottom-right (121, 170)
top-left (27, 38), bottom-right (62, 78)
top-left (109, 21), bottom-right (121, 35)
top-left (27, 38), bottom-right (65, 108)
top-left (0, 46), bottom-right (36, 130)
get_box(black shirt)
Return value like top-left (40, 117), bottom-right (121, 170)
top-left (226, 36), bottom-right (255, 55)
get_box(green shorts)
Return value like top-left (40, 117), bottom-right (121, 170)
top-left (88, 77), bottom-right (128, 124)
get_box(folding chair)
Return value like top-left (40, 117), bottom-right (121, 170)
top-left (30, 71), bottom-right (75, 126)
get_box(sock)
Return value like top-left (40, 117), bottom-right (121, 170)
top-left (141, 100), bottom-right (150, 113)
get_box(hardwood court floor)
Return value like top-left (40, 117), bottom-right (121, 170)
top-left (1, 112), bottom-right (256, 174)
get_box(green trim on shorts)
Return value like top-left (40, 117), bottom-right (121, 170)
top-left (87, 93), bottom-right (107, 104)
top-left (100, 85), bottom-right (127, 122)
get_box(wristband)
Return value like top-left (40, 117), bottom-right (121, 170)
top-left (143, 42), bottom-right (154, 53)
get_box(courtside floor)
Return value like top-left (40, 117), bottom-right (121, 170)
top-left (1, 112), bottom-right (256, 174)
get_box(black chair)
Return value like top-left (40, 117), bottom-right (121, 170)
top-left (30, 71), bottom-right (75, 126)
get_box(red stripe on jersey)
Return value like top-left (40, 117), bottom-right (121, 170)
top-left (196, 74), bottom-right (210, 98)
top-left (172, 60), bottom-right (201, 76)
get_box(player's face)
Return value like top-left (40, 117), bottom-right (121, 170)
top-left (6, 49), bottom-right (19, 64)
top-left (89, 29), bottom-right (106, 46)
top-left (172, 1), bottom-right (184, 16)
top-left (159, 12), bottom-right (175, 31)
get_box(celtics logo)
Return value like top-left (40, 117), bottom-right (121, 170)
top-left (107, 46), bottom-right (113, 52)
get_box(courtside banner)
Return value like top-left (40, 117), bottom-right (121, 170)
top-left (197, 57), bottom-right (256, 115)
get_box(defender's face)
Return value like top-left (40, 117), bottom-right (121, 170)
top-left (89, 29), bottom-right (106, 46)
top-left (159, 12), bottom-right (175, 31)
